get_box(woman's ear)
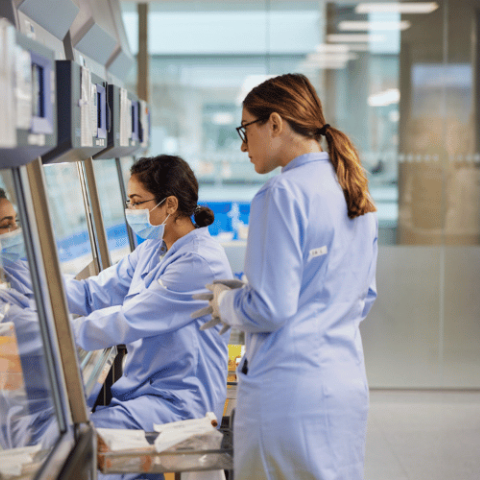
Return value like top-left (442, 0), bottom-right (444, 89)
top-left (165, 196), bottom-right (179, 215)
top-left (269, 112), bottom-right (284, 137)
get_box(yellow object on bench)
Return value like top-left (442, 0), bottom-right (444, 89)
top-left (0, 323), bottom-right (25, 391)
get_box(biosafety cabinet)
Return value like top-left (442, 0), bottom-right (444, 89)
top-left (94, 85), bottom-right (150, 159)
top-left (0, 20), bottom-right (56, 167)
top-left (42, 61), bottom-right (108, 163)
top-left (0, 155), bottom-right (97, 479)
top-left (0, 13), bottom-right (119, 480)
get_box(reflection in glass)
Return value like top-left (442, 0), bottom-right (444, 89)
top-left (41, 165), bottom-right (117, 411)
top-left (0, 172), bottom-right (59, 474)
top-left (93, 159), bottom-right (131, 264)
top-left (43, 163), bottom-right (94, 275)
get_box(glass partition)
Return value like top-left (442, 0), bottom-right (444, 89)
top-left (42, 163), bottom-right (95, 275)
top-left (121, 0), bottom-right (480, 389)
top-left (42, 161), bottom-right (117, 408)
top-left (0, 169), bottom-right (61, 477)
top-left (93, 159), bottom-right (131, 264)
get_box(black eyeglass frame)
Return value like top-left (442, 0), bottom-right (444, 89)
top-left (236, 116), bottom-right (270, 143)
top-left (125, 198), bottom-right (156, 209)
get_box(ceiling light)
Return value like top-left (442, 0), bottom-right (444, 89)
top-left (316, 43), bottom-right (371, 53)
top-left (339, 20), bottom-right (411, 31)
top-left (327, 33), bottom-right (385, 43)
top-left (355, 2), bottom-right (439, 14)
top-left (315, 43), bottom-right (350, 53)
top-left (368, 89), bottom-right (400, 107)
top-left (344, 44), bottom-right (370, 52)
top-left (300, 61), bottom-right (348, 71)
top-left (307, 52), bottom-right (358, 62)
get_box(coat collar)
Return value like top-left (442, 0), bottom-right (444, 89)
top-left (282, 152), bottom-right (330, 173)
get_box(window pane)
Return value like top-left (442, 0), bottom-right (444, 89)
top-left (43, 163), bottom-right (95, 275)
top-left (93, 159), bottom-right (131, 264)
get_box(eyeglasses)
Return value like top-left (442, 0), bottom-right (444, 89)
top-left (125, 198), bottom-right (156, 209)
top-left (236, 117), bottom-right (268, 144)
top-left (0, 217), bottom-right (20, 231)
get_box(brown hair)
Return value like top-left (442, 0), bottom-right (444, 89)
top-left (243, 73), bottom-right (376, 219)
top-left (131, 155), bottom-right (214, 227)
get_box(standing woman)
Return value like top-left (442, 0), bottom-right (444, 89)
top-left (198, 74), bottom-right (378, 479)
top-left (65, 155), bottom-right (232, 434)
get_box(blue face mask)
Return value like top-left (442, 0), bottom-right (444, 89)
top-left (125, 198), bottom-right (171, 240)
top-left (0, 228), bottom-right (26, 265)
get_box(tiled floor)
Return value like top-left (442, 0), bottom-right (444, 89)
top-left (365, 390), bottom-right (480, 480)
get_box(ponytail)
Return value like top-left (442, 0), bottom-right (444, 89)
top-left (324, 127), bottom-right (377, 219)
top-left (194, 205), bottom-right (215, 227)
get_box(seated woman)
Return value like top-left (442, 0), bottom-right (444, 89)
top-left (64, 155), bottom-right (232, 431)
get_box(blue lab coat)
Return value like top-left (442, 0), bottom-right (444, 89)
top-left (66, 227), bottom-right (232, 431)
top-left (219, 152), bottom-right (378, 480)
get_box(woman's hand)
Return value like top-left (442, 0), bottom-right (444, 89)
top-left (191, 279), bottom-right (245, 334)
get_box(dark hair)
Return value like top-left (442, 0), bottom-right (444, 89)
top-left (0, 189), bottom-right (6, 200)
top-left (130, 155), bottom-right (214, 227)
top-left (243, 73), bottom-right (376, 219)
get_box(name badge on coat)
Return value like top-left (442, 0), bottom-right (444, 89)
top-left (308, 246), bottom-right (328, 261)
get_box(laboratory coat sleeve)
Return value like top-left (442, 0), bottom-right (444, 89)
top-left (219, 185), bottom-right (303, 333)
top-left (64, 249), bottom-right (138, 316)
top-left (72, 252), bottom-right (217, 350)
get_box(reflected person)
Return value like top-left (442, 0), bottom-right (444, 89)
top-left (0, 189), bottom-right (33, 303)
top-left (0, 192), bottom-right (57, 450)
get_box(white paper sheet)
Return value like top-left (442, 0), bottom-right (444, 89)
top-left (140, 99), bottom-right (149, 148)
top-left (0, 20), bottom-right (16, 147)
top-left (96, 428), bottom-right (151, 452)
top-left (80, 66), bottom-right (93, 147)
top-left (153, 412), bottom-right (218, 453)
top-left (0, 444), bottom-right (41, 476)
top-left (15, 46), bottom-right (32, 131)
top-left (91, 83), bottom-right (97, 138)
top-left (119, 87), bottom-right (130, 147)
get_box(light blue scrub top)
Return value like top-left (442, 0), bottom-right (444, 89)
top-left (66, 227), bottom-right (232, 428)
top-left (219, 152), bottom-right (378, 480)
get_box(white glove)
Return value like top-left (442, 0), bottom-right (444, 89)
top-left (191, 279), bottom-right (245, 334)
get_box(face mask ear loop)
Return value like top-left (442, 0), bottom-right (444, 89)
top-left (162, 213), bottom-right (171, 227)
top-left (149, 197), bottom-right (166, 213)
